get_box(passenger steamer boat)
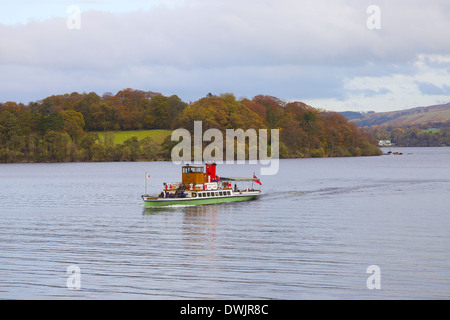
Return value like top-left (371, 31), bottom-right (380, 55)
top-left (142, 163), bottom-right (261, 208)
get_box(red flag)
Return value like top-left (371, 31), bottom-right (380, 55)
top-left (253, 173), bottom-right (262, 185)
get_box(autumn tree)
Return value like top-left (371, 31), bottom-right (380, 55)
top-left (252, 95), bottom-right (285, 128)
top-left (0, 89), bottom-right (386, 163)
top-left (61, 110), bottom-right (85, 142)
top-left (37, 113), bottom-right (65, 137)
top-left (141, 136), bottom-right (161, 160)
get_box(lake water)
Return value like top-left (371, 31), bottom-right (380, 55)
top-left (0, 147), bottom-right (449, 299)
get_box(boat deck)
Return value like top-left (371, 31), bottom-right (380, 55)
top-left (142, 189), bottom-right (261, 208)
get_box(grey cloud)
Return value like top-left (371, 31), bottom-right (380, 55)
top-left (0, 0), bottom-right (449, 105)
top-left (417, 82), bottom-right (450, 96)
top-left (2, 0), bottom-right (449, 70)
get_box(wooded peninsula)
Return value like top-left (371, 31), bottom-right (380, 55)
top-left (0, 89), bottom-right (382, 163)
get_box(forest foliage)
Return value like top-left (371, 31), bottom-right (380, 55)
top-left (0, 89), bottom-right (382, 163)
top-left (362, 122), bottom-right (450, 147)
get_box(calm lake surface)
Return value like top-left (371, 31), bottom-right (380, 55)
top-left (0, 147), bottom-right (449, 299)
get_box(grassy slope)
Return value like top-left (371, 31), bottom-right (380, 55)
top-left (95, 130), bottom-right (172, 145)
top-left (350, 103), bottom-right (450, 126)
top-left (386, 107), bottom-right (450, 125)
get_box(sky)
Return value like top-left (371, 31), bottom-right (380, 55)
top-left (0, 0), bottom-right (449, 112)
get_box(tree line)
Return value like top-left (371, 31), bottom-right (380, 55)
top-left (0, 89), bottom-right (382, 163)
top-left (362, 122), bottom-right (450, 147)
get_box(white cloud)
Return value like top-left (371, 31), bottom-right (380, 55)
top-left (304, 54), bottom-right (450, 111)
top-left (0, 0), bottom-right (449, 111)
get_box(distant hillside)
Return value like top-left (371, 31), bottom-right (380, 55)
top-left (340, 103), bottom-right (450, 127)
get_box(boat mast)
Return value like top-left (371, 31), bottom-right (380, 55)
top-left (252, 172), bottom-right (254, 190)
top-left (145, 172), bottom-right (148, 196)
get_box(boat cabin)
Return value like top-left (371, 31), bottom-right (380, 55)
top-left (182, 165), bottom-right (205, 185)
top-left (181, 163), bottom-right (219, 187)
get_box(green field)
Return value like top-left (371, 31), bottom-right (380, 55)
top-left (423, 128), bottom-right (440, 134)
top-left (96, 130), bottom-right (172, 145)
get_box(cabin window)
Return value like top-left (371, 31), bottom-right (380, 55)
top-left (207, 192), bottom-right (211, 197)
top-left (219, 191), bottom-right (223, 196)
top-left (192, 192), bottom-right (196, 197)
top-left (196, 167), bottom-right (203, 173)
top-left (227, 191), bottom-right (231, 195)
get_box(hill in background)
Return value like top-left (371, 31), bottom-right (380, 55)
top-left (340, 103), bottom-right (450, 127)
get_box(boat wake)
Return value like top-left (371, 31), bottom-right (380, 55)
top-left (261, 183), bottom-right (393, 201)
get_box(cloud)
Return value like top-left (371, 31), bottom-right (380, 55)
top-left (346, 87), bottom-right (392, 98)
top-left (417, 82), bottom-right (450, 96)
top-left (0, 0), bottom-right (449, 110)
top-left (5, 0), bottom-right (450, 69)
